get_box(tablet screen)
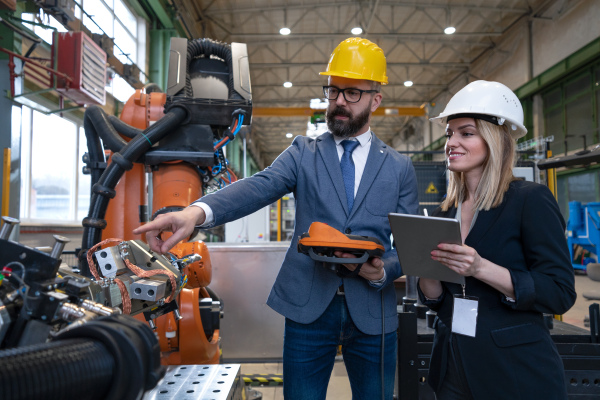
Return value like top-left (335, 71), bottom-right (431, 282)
top-left (388, 213), bottom-right (465, 284)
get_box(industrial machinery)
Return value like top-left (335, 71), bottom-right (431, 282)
top-left (77, 37), bottom-right (252, 365)
top-left (538, 143), bottom-right (600, 273)
top-left (567, 201), bottom-right (600, 271)
top-left (0, 216), bottom-right (165, 400)
top-left (0, 33), bottom-right (252, 399)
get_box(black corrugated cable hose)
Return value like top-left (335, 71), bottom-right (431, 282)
top-left (79, 106), bottom-right (187, 276)
top-left (182, 38), bottom-right (240, 99)
top-left (82, 106), bottom-right (108, 186)
top-left (108, 114), bottom-right (143, 139)
top-left (82, 105), bottom-right (140, 192)
top-left (0, 315), bottom-right (164, 400)
top-left (85, 106), bottom-right (129, 153)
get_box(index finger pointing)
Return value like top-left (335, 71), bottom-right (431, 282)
top-left (133, 219), bottom-right (165, 235)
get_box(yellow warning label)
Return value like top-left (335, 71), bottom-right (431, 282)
top-left (242, 374), bottom-right (284, 386)
top-left (425, 182), bottom-right (438, 194)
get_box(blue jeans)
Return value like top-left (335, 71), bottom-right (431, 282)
top-left (283, 293), bottom-right (397, 400)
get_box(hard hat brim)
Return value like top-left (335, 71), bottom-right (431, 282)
top-left (319, 71), bottom-right (388, 85)
top-left (430, 112), bottom-right (528, 140)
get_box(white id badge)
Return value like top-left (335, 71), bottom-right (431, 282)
top-left (451, 295), bottom-right (479, 337)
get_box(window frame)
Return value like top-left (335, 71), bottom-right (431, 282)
top-left (16, 0), bottom-right (148, 226)
top-left (19, 105), bottom-right (89, 226)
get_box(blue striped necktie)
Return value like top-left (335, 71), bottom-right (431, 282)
top-left (340, 140), bottom-right (360, 212)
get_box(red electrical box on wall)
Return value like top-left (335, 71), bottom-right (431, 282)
top-left (55, 31), bottom-right (107, 105)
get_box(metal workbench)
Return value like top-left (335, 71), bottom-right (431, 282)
top-left (143, 364), bottom-right (245, 400)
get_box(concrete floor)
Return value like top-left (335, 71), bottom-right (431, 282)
top-left (241, 274), bottom-right (598, 400)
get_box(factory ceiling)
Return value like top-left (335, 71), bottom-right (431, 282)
top-left (163, 0), bottom-right (576, 167)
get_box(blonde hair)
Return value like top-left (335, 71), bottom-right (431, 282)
top-left (441, 119), bottom-right (517, 211)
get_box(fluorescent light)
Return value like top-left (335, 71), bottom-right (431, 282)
top-left (404, 80), bottom-right (413, 87)
top-left (351, 27), bottom-right (363, 35)
top-left (280, 27), bottom-right (291, 35)
top-left (444, 27), bottom-right (456, 35)
top-left (286, 133), bottom-right (293, 138)
top-left (283, 81), bottom-right (293, 88)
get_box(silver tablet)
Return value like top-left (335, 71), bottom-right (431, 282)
top-left (388, 213), bottom-right (465, 284)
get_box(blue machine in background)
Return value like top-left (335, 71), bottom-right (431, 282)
top-left (567, 201), bottom-right (600, 271)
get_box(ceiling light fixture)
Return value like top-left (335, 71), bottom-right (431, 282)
top-left (280, 27), bottom-right (291, 35)
top-left (444, 26), bottom-right (456, 35)
top-left (283, 81), bottom-right (293, 88)
top-left (351, 27), bottom-right (363, 35)
top-left (404, 80), bottom-right (413, 87)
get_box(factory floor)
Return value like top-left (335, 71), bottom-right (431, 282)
top-left (240, 273), bottom-right (598, 400)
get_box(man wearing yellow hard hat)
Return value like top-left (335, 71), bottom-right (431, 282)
top-left (134, 37), bottom-right (418, 399)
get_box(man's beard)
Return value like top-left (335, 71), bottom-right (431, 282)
top-left (326, 104), bottom-right (371, 139)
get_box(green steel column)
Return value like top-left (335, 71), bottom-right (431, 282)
top-left (149, 29), bottom-right (177, 91)
top-left (229, 138), bottom-right (240, 174)
top-left (0, 13), bottom-right (21, 235)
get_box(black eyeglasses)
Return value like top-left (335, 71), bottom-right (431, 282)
top-left (323, 86), bottom-right (378, 103)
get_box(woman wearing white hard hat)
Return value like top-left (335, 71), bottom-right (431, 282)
top-left (418, 80), bottom-right (575, 399)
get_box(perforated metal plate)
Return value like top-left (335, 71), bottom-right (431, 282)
top-left (144, 364), bottom-right (242, 400)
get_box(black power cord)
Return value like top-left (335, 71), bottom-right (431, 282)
top-left (381, 290), bottom-right (385, 400)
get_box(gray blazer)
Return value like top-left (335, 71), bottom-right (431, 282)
top-left (198, 132), bottom-right (419, 334)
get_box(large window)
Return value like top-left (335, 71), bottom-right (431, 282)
top-left (77, 0), bottom-right (146, 102)
top-left (24, 1), bottom-right (146, 103)
top-left (19, 106), bottom-right (90, 224)
top-left (557, 168), bottom-right (600, 222)
top-left (541, 67), bottom-right (600, 156)
top-left (17, 1), bottom-right (147, 225)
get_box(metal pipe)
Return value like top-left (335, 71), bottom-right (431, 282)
top-left (0, 216), bottom-right (19, 240)
top-left (404, 275), bottom-right (418, 301)
top-left (0, 47), bottom-right (73, 83)
top-left (2, 148), bottom-right (9, 217)
top-left (50, 235), bottom-right (70, 259)
top-left (243, 135), bottom-right (247, 178)
top-left (81, 299), bottom-right (120, 316)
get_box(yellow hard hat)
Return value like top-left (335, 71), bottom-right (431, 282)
top-left (320, 38), bottom-right (388, 85)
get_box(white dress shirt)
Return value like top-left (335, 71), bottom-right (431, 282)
top-left (334, 130), bottom-right (372, 199)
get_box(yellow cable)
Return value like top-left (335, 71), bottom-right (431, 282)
top-left (2, 148), bottom-right (10, 217)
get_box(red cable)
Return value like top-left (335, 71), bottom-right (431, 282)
top-left (213, 118), bottom-right (240, 151)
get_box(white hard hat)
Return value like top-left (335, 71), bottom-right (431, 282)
top-left (430, 80), bottom-right (527, 139)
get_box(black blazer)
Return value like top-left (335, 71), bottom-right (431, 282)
top-left (419, 180), bottom-right (576, 400)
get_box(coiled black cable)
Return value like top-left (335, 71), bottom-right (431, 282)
top-left (0, 315), bottom-right (164, 400)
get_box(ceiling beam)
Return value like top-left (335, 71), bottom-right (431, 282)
top-left (254, 98), bottom-right (429, 105)
top-left (242, 37), bottom-right (492, 46)
top-left (253, 106), bottom-right (426, 117)
top-left (202, 2), bottom-right (529, 15)
top-left (250, 62), bottom-right (469, 69)
top-left (251, 83), bottom-right (447, 88)
top-left (228, 32), bottom-right (504, 39)
top-left (145, 0), bottom-right (174, 28)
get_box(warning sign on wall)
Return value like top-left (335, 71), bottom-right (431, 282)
top-left (414, 162), bottom-right (446, 206)
top-left (425, 182), bottom-right (438, 194)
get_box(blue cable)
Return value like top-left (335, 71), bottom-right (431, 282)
top-left (214, 115), bottom-right (244, 148)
